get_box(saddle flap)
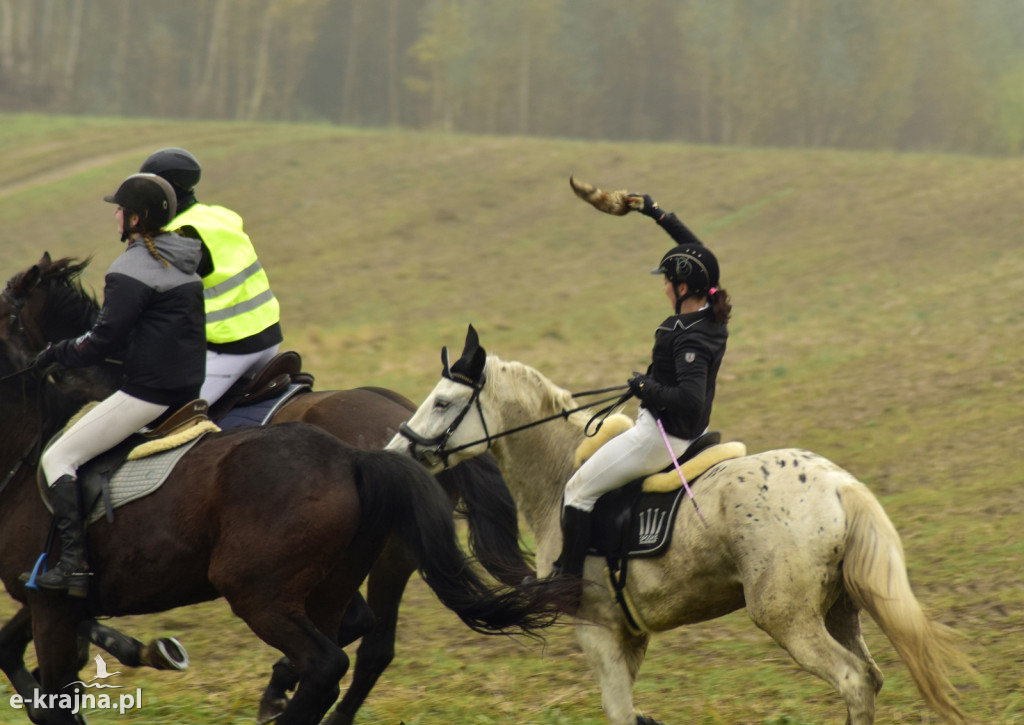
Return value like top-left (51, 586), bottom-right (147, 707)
top-left (142, 399), bottom-right (210, 439)
top-left (243, 351), bottom-right (302, 399)
top-left (209, 351), bottom-right (315, 421)
top-left (242, 373), bottom-right (291, 406)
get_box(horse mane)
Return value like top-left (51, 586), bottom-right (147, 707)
top-left (484, 356), bottom-right (596, 430)
top-left (39, 257), bottom-right (100, 332)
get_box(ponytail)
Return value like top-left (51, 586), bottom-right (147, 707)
top-left (142, 233), bottom-right (170, 267)
top-left (708, 287), bottom-right (731, 325)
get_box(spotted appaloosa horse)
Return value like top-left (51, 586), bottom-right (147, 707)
top-left (388, 325), bottom-right (972, 725)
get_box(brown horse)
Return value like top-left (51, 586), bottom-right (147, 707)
top-left (0, 257), bottom-right (553, 724)
top-left (0, 333), bottom-right (575, 725)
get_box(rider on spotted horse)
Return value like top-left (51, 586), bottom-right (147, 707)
top-left (553, 180), bottom-right (732, 582)
top-left (22, 173), bottom-right (206, 597)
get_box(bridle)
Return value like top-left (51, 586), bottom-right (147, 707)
top-left (2, 275), bottom-right (47, 352)
top-left (0, 276), bottom-right (55, 498)
top-left (0, 357), bottom-right (46, 500)
top-left (398, 372), bottom-right (630, 468)
top-left (2, 282), bottom-right (28, 333)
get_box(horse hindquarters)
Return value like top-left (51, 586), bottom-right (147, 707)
top-left (840, 484), bottom-right (970, 724)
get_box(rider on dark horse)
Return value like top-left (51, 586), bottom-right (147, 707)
top-left (554, 188), bottom-right (733, 581)
top-left (139, 147), bottom-right (283, 407)
top-left (21, 173), bottom-right (206, 597)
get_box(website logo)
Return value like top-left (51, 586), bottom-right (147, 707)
top-left (67, 654), bottom-right (124, 689)
top-left (9, 654), bottom-right (143, 717)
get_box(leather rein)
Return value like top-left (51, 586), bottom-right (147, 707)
top-left (398, 376), bottom-right (630, 468)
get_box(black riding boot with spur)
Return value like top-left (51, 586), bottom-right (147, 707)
top-left (548, 505), bottom-right (594, 614)
top-left (552, 505), bottom-right (593, 579)
top-left (25, 475), bottom-right (91, 598)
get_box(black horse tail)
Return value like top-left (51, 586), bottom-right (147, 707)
top-left (351, 449), bottom-right (576, 637)
top-left (440, 453), bottom-right (536, 587)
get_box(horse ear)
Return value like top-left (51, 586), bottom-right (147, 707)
top-left (18, 265), bottom-right (42, 294)
top-left (441, 345), bottom-right (452, 379)
top-left (38, 252), bottom-right (51, 267)
top-left (448, 324), bottom-right (487, 385)
top-left (465, 344), bottom-right (487, 383)
top-left (465, 324), bottom-right (479, 352)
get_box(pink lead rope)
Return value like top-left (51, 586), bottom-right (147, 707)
top-left (656, 417), bottom-right (709, 528)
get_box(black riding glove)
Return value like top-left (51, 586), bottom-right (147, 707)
top-left (627, 372), bottom-right (655, 399)
top-left (31, 343), bottom-right (57, 370)
top-left (628, 193), bottom-right (664, 220)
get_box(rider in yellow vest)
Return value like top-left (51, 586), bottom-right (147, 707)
top-left (139, 148), bottom-right (283, 405)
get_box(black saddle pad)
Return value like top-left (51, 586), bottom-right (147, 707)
top-left (586, 431), bottom-right (720, 559)
top-left (589, 481), bottom-right (685, 558)
top-left (216, 382), bottom-right (311, 430)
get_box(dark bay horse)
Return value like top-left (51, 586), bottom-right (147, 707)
top-left (0, 256), bottom-right (544, 723)
top-left (0, 335), bottom-right (574, 724)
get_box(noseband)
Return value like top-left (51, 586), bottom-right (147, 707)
top-left (397, 372), bottom-right (491, 468)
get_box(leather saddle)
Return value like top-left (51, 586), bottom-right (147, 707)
top-left (40, 398), bottom-right (217, 524)
top-left (209, 351), bottom-right (315, 428)
top-left (41, 352), bottom-right (315, 522)
top-left (587, 431), bottom-right (744, 559)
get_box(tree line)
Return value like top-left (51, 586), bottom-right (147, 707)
top-left (2, 0), bottom-right (1022, 155)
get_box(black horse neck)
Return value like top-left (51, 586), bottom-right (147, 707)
top-left (0, 358), bottom-right (81, 488)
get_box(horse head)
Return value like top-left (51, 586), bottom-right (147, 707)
top-left (0, 254), bottom-right (115, 403)
top-left (1, 253), bottom-right (98, 355)
top-left (392, 325), bottom-right (499, 471)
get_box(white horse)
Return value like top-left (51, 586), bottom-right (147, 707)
top-left (386, 325), bottom-right (971, 725)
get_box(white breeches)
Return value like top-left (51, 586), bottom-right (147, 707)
top-left (563, 408), bottom-right (695, 512)
top-left (200, 345), bottom-right (280, 405)
top-left (41, 391), bottom-right (168, 485)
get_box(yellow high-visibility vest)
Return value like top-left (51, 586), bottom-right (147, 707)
top-left (171, 204), bottom-right (280, 344)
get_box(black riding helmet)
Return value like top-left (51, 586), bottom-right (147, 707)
top-left (652, 244), bottom-right (720, 312)
top-left (139, 147), bottom-right (202, 192)
top-left (104, 173), bottom-right (177, 241)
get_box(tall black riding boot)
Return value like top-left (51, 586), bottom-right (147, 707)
top-left (28, 475), bottom-right (91, 598)
top-left (551, 505), bottom-right (593, 579)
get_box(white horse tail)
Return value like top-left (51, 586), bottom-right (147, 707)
top-left (840, 483), bottom-right (972, 723)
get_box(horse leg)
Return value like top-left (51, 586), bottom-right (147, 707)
top-left (748, 594), bottom-right (878, 725)
top-left (82, 620), bottom-right (189, 671)
top-left (322, 541), bottom-right (413, 725)
top-left (0, 606), bottom-right (46, 720)
top-left (258, 592), bottom-right (376, 725)
top-left (242, 608), bottom-right (349, 725)
top-left (28, 598), bottom-right (89, 725)
top-left (257, 657), bottom-right (300, 725)
top-left (825, 590), bottom-right (884, 696)
top-left (575, 618), bottom-right (654, 725)
top-left (223, 560), bottom-right (351, 725)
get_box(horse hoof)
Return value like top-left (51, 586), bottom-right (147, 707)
top-left (636, 715), bottom-right (665, 725)
top-left (141, 637), bottom-right (189, 671)
top-left (256, 695), bottom-right (288, 724)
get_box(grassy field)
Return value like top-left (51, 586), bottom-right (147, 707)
top-left (0, 113), bottom-right (1021, 724)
